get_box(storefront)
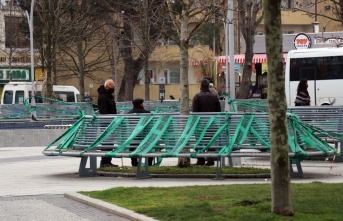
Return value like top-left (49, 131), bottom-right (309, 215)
top-left (0, 54), bottom-right (42, 97)
top-left (217, 53), bottom-right (288, 99)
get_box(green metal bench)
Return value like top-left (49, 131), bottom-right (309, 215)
top-left (43, 112), bottom-right (340, 179)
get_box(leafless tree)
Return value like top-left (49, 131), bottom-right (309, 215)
top-left (166, 0), bottom-right (225, 167)
top-left (166, 0), bottom-right (225, 115)
top-left (100, 0), bottom-right (168, 101)
top-left (236, 0), bottom-right (264, 99)
top-left (56, 0), bottom-right (112, 101)
top-left (264, 0), bottom-right (294, 216)
top-left (21, 0), bottom-right (73, 99)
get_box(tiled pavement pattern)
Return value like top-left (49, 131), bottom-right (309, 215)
top-left (0, 129), bottom-right (66, 147)
top-left (0, 195), bottom-right (130, 221)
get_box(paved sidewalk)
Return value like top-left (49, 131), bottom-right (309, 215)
top-left (0, 145), bottom-right (342, 220)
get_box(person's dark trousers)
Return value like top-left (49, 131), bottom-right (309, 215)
top-left (196, 157), bottom-right (206, 165)
top-left (100, 156), bottom-right (112, 165)
top-left (130, 148), bottom-right (153, 166)
top-left (99, 123), bottom-right (117, 167)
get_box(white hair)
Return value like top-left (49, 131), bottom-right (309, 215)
top-left (104, 79), bottom-right (114, 87)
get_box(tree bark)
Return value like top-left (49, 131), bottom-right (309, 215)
top-left (263, 0), bottom-right (294, 216)
top-left (236, 1), bottom-right (263, 99)
top-left (77, 41), bottom-right (85, 100)
top-left (177, 5), bottom-right (191, 167)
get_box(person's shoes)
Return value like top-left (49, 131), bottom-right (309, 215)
top-left (131, 158), bottom-right (138, 167)
top-left (148, 158), bottom-right (154, 166)
top-left (100, 163), bottom-right (118, 168)
top-left (205, 160), bottom-right (215, 166)
top-left (194, 161), bottom-right (205, 166)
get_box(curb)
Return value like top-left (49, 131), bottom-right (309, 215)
top-left (64, 192), bottom-right (159, 221)
top-left (97, 171), bottom-right (271, 179)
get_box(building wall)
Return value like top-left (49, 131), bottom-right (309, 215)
top-left (133, 84), bottom-right (201, 101)
top-left (242, 31), bottom-right (343, 54)
top-left (256, 3), bottom-right (342, 35)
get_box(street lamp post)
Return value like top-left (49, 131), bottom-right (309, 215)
top-left (25, 0), bottom-right (36, 120)
top-left (224, 0), bottom-right (235, 111)
top-left (228, 0), bottom-right (235, 103)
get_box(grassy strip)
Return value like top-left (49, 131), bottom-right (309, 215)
top-left (98, 165), bottom-right (270, 175)
top-left (81, 182), bottom-right (343, 221)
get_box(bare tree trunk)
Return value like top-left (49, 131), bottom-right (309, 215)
top-left (142, 0), bottom-right (150, 101)
top-left (236, 1), bottom-right (263, 99)
top-left (177, 14), bottom-right (191, 167)
top-left (144, 58), bottom-right (150, 101)
top-left (117, 79), bottom-right (126, 101)
top-left (77, 41), bottom-right (85, 101)
top-left (46, 34), bottom-right (53, 100)
top-left (263, 0), bottom-right (294, 216)
top-left (53, 51), bottom-right (57, 85)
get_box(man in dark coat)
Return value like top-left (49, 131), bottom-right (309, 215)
top-left (127, 98), bottom-right (151, 114)
top-left (127, 98), bottom-right (153, 166)
top-left (192, 79), bottom-right (221, 166)
top-left (97, 79), bottom-right (118, 167)
top-left (192, 79), bottom-right (221, 112)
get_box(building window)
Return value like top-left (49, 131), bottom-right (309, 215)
top-left (5, 16), bottom-right (29, 48)
top-left (137, 69), bottom-right (154, 84)
top-left (281, 0), bottom-right (293, 9)
top-left (164, 69), bottom-right (180, 84)
top-left (148, 69), bottom-right (154, 83)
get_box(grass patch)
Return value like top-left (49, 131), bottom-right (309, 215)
top-left (98, 165), bottom-right (270, 175)
top-left (80, 183), bottom-right (343, 221)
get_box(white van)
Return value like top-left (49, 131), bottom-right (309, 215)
top-left (1, 81), bottom-right (81, 104)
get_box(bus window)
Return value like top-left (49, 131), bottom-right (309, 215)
top-left (35, 91), bottom-right (43, 103)
top-left (290, 57), bottom-right (316, 81)
top-left (299, 67), bottom-right (316, 81)
top-left (15, 91), bottom-right (25, 104)
top-left (54, 91), bottom-right (75, 102)
top-left (322, 56), bottom-right (343, 80)
top-left (3, 90), bottom-right (13, 104)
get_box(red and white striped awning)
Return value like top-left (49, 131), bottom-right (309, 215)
top-left (217, 53), bottom-right (288, 64)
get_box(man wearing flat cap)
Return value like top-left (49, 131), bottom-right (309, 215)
top-left (127, 98), bottom-right (152, 166)
top-left (128, 98), bottom-right (151, 114)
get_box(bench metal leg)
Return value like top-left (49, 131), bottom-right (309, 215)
top-left (135, 157), bottom-right (151, 179)
top-left (79, 156), bottom-right (97, 177)
top-left (215, 158), bottom-right (224, 180)
top-left (334, 141), bottom-right (343, 162)
top-left (290, 159), bottom-right (303, 178)
top-left (220, 156), bottom-right (226, 167)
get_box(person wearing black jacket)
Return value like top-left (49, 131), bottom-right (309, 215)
top-left (127, 98), bottom-right (153, 166)
top-left (97, 79), bottom-right (118, 167)
top-left (192, 79), bottom-right (221, 113)
top-left (192, 79), bottom-right (221, 166)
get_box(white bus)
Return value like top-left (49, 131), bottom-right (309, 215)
top-left (285, 47), bottom-right (343, 106)
top-left (1, 81), bottom-right (81, 104)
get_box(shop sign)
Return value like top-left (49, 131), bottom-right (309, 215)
top-left (0, 69), bottom-right (29, 81)
top-left (293, 33), bottom-right (311, 49)
top-left (314, 37), bottom-right (343, 45)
